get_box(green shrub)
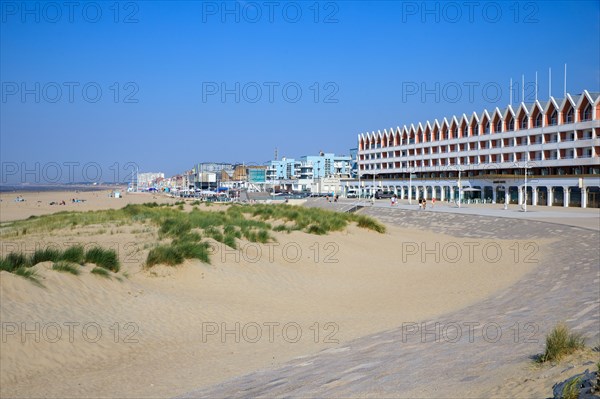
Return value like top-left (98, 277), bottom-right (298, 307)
top-left (52, 261), bottom-right (81, 275)
top-left (85, 247), bottom-right (120, 272)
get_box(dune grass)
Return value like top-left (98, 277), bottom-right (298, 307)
top-left (90, 267), bottom-right (111, 278)
top-left (350, 214), bottom-right (387, 233)
top-left (52, 261), bottom-right (81, 275)
top-left (561, 375), bottom-right (582, 399)
top-left (2, 202), bottom-right (386, 270)
top-left (0, 244), bottom-right (120, 283)
top-left (30, 248), bottom-right (62, 265)
top-left (2, 202), bottom-right (385, 237)
top-left (62, 245), bottom-right (85, 264)
top-left (13, 267), bottom-right (42, 286)
top-left (538, 322), bottom-right (586, 363)
top-left (84, 247), bottom-right (120, 272)
top-left (0, 252), bottom-right (30, 271)
top-left (145, 241), bottom-right (210, 267)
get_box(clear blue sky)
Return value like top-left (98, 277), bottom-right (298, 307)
top-left (1, 1), bottom-right (599, 182)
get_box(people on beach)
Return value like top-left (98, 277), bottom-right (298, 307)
top-left (418, 198), bottom-right (422, 210)
top-left (391, 194), bottom-right (397, 206)
top-left (423, 198), bottom-right (427, 210)
top-left (431, 197), bottom-right (436, 208)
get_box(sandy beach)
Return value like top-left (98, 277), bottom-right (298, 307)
top-left (0, 189), bottom-right (177, 223)
top-left (0, 191), bottom-right (561, 398)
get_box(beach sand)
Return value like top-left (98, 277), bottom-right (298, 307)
top-left (0, 191), bottom-right (557, 397)
top-left (0, 189), bottom-right (176, 223)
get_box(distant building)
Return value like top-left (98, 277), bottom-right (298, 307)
top-left (137, 172), bottom-right (164, 189)
top-left (191, 163), bottom-right (234, 190)
top-left (247, 166), bottom-right (267, 183)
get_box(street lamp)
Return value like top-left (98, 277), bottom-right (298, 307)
top-left (316, 160), bottom-right (320, 195)
top-left (408, 160), bottom-right (413, 205)
top-left (372, 172), bottom-right (376, 203)
top-left (523, 161), bottom-right (529, 212)
top-left (358, 169), bottom-right (361, 200)
top-left (457, 166), bottom-right (464, 208)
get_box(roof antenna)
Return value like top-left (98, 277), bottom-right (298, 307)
top-left (521, 74), bottom-right (525, 102)
top-left (509, 78), bottom-right (513, 106)
top-left (549, 67), bottom-right (552, 98)
top-left (535, 71), bottom-right (538, 101)
top-left (564, 63), bottom-right (567, 96)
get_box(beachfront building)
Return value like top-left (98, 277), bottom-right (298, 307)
top-left (137, 172), bottom-right (165, 190)
top-left (263, 152), bottom-right (353, 193)
top-left (355, 90), bottom-right (600, 208)
top-left (191, 163), bottom-right (234, 190)
top-left (267, 158), bottom-right (301, 180)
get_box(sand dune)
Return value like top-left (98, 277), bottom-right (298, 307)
top-left (0, 194), bottom-right (547, 398)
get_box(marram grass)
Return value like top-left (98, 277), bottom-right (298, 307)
top-left (538, 322), bottom-right (585, 363)
top-left (2, 202), bottom-right (385, 271)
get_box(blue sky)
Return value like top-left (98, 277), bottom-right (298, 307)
top-left (1, 0), bottom-right (599, 182)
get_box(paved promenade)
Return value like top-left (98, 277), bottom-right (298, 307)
top-left (316, 198), bottom-right (600, 231)
top-left (178, 202), bottom-right (600, 398)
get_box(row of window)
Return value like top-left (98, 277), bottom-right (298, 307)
top-left (360, 130), bottom-right (596, 160)
top-left (360, 103), bottom-right (595, 149)
top-left (360, 147), bottom-right (597, 169)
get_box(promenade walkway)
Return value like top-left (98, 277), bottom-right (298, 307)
top-left (178, 201), bottom-right (600, 398)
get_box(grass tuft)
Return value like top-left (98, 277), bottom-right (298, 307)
top-left (350, 214), bottom-right (387, 233)
top-left (1, 252), bottom-right (30, 271)
top-left (52, 261), bottom-right (81, 275)
top-left (146, 245), bottom-right (183, 267)
top-left (30, 248), bottom-right (62, 265)
top-left (561, 375), bottom-right (582, 399)
top-left (13, 266), bottom-right (43, 286)
top-left (538, 322), bottom-right (585, 363)
top-left (91, 267), bottom-right (111, 278)
top-left (146, 240), bottom-right (211, 267)
top-left (61, 245), bottom-right (85, 264)
top-left (85, 247), bottom-right (120, 272)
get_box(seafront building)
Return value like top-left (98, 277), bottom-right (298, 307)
top-left (355, 90), bottom-right (600, 208)
top-left (136, 172), bottom-right (165, 190)
top-left (265, 152), bottom-right (353, 193)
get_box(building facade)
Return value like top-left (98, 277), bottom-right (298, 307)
top-left (355, 91), bottom-right (600, 207)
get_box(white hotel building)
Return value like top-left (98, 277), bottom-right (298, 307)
top-left (356, 90), bottom-right (600, 208)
